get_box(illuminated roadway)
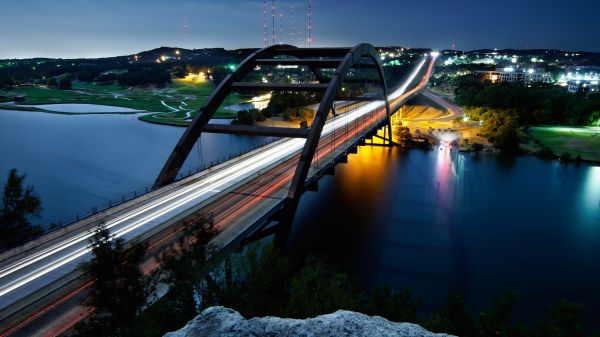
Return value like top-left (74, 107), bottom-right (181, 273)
top-left (0, 55), bottom-right (435, 336)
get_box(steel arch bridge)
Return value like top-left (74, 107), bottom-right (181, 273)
top-left (155, 43), bottom-right (393, 203)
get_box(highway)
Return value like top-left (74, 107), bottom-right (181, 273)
top-left (420, 90), bottom-right (465, 121)
top-left (0, 55), bottom-right (435, 336)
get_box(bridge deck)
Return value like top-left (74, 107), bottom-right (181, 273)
top-left (0, 56), bottom-right (434, 336)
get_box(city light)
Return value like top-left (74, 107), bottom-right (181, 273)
top-left (184, 72), bottom-right (207, 83)
top-left (430, 51), bottom-right (440, 58)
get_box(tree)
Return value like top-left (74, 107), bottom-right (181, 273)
top-left (0, 169), bottom-right (42, 250)
top-left (2, 77), bottom-right (17, 88)
top-left (425, 293), bottom-right (477, 337)
top-left (366, 287), bottom-right (423, 323)
top-left (155, 213), bottom-right (216, 324)
top-left (207, 243), bottom-right (296, 318)
top-left (472, 142), bottom-right (484, 153)
top-left (476, 291), bottom-right (518, 336)
top-left (285, 256), bottom-right (361, 318)
top-left (559, 152), bottom-right (572, 164)
top-left (47, 77), bottom-right (58, 87)
top-left (76, 225), bottom-right (150, 336)
top-left (534, 300), bottom-right (583, 337)
top-left (396, 126), bottom-right (414, 147)
top-left (59, 77), bottom-right (72, 90)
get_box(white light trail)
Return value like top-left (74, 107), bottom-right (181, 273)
top-left (0, 57), bottom-right (430, 300)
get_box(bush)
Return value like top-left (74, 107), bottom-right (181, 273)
top-left (537, 146), bottom-right (555, 159)
top-left (559, 152), bottom-right (572, 164)
top-left (58, 77), bottom-right (72, 90)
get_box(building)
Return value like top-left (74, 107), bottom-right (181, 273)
top-left (567, 80), bottom-right (599, 94)
top-left (523, 69), bottom-right (553, 84)
top-left (473, 67), bottom-right (553, 84)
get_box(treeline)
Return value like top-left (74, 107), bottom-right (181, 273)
top-left (115, 67), bottom-right (171, 87)
top-left (261, 91), bottom-right (320, 118)
top-left (0, 47), bottom-right (249, 86)
top-left (233, 92), bottom-right (319, 126)
top-left (71, 215), bottom-right (600, 337)
top-left (454, 76), bottom-right (600, 126)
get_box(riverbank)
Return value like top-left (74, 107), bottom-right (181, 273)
top-left (0, 102), bottom-right (144, 115)
top-left (525, 126), bottom-right (600, 162)
top-left (1, 79), bottom-right (246, 123)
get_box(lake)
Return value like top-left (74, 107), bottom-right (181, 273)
top-left (0, 108), bottom-right (266, 225)
top-left (1, 108), bottom-right (599, 325)
top-left (287, 144), bottom-right (600, 325)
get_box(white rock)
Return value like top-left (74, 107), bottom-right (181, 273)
top-left (164, 306), bottom-right (455, 337)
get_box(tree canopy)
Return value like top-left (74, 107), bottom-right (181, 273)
top-left (0, 169), bottom-right (42, 250)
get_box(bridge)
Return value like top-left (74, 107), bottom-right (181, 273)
top-left (0, 43), bottom-right (436, 336)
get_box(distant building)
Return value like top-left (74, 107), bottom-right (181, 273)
top-left (567, 80), bottom-right (599, 94)
top-left (473, 67), bottom-right (553, 84)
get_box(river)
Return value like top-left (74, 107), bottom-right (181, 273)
top-left (0, 108), bottom-right (266, 225)
top-left (287, 144), bottom-right (600, 325)
top-left (1, 108), bottom-right (599, 325)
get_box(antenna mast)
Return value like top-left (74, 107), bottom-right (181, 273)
top-left (290, 5), bottom-right (296, 46)
top-left (272, 0), bottom-right (276, 46)
top-left (263, 0), bottom-right (268, 47)
top-left (279, 13), bottom-right (284, 44)
top-left (307, 0), bottom-right (312, 47)
top-left (183, 16), bottom-right (190, 48)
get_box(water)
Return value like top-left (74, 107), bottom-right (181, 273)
top-left (287, 145), bottom-right (600, 325)
top-left (16, 103), bottom-right (143, 113)
top-left (2, 108), bottom-right (599, 324)
top-left (0, 109), bottom-right (266, 225)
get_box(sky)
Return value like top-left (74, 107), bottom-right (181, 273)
top-left (1, 0), bottom-right (599, 59)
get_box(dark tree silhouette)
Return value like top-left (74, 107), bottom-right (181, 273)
top-left (76, 225), bottom-right (150, 337)
top-left (0, 169), bottom-right (42, 250)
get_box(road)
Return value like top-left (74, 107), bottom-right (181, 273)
top-left (0, 55), bottom-right (435, 337)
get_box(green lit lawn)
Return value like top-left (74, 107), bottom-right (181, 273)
top-left (529, 126), bottom-right (600, 161)
top-left (5, 79), bottom-right (246, 125)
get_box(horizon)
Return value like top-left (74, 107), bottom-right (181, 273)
top-left (3, 45), bottom-right (600, 61)
top-left (1, 0), bottom-right (599, 59)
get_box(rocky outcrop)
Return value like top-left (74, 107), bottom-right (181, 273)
top-left (164, 306), bottom-right (455, 337)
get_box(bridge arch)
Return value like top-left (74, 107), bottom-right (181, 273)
top-left (155, 43), bottom-right (391, 203)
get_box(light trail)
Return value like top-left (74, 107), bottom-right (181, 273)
top-left (0, 56), bottom-right (431, 307)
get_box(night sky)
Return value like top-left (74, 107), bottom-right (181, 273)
top-left (1, 0), bottom-right (599, 59)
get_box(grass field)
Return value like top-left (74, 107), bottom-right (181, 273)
top-left (3, 79), bottom-right (246, 125)
top-left (528, 126), bottom-right (600, 161)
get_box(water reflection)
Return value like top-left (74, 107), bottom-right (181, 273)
top-left (582, 167), bottom-right (600, 212)
top-left (288, 144), bottom-right (600, 325)
top-left (434, 145), bottom-right (454, 208)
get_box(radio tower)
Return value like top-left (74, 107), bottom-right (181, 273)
top-left (183, 16), bottom-right (190, 48)
top-left (263, 0), bottom-right (268, 47)
top-left (289, 5), bottom-right (296, 46)
top-left (279, 13), bottom-right (284, 44)
top-left (272, 0), bottom-right (276, 46)
top-left (307, 0), bottom-right (312, 47)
